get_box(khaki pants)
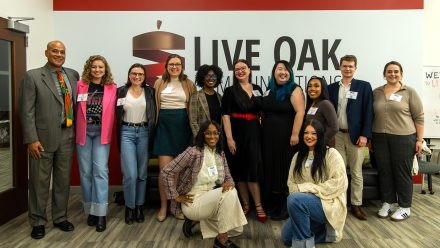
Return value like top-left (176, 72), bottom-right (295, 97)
top-left (182, 187), bottom-right (247, 239)
top-left (335, 131), bottom-right (365, 206)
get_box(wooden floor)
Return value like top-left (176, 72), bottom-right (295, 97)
top-left (1, 176), bottom-right (439, 248)
top-left (0, 147), bottom-right (12, 193)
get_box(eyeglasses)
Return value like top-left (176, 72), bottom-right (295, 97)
top-left (204, 131), bottom-right (220, 136)
top-left (204, 74), bottom-right (217, 80)
top-left (168, 63), bottom-right (182, 68)
top-left (130, 72), bottom-right (145, 77)
top-left (234, 66), bottom-right (248, 73)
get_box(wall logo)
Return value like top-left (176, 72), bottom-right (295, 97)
top-left (132, 20), bottom-right (185, 86)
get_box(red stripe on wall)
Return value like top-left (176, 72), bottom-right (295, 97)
top-left (53, 0), bottom-right (423, 11)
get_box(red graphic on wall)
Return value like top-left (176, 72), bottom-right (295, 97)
top-left (132, 20), bottom-right (185, 86)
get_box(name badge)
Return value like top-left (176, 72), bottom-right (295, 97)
top-left (208, 165), bottom-right (218, 177)
top-left (252, 90), bottom-right (262, 97)
top-left (162, 86), bottom-right (173, 94)
top-left (77, 94), bottom-right (88, 102)
top-left (389, 93), bottom-right (402, 102)
top-left (263, 89), bottom-right (271, 97)
top-left (307, 107), bottom-right (318, 115)
top-left (305, 158), bottom-right (314, 168)
top-left (117, 98), bottom-right (126, 106)
top-left (346, 91), bottom-right (358, 100)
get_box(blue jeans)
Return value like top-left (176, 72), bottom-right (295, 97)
top-left (120, 125), bottom-right (149, 209)
top-left (76, 124), bottom-right (110, 216)
top-left (281, 193), bottom-right (327, 248)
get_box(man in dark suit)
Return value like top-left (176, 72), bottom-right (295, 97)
top-left (328, 55), bottom-right (373, 220)
top-left (20, 40), bottom-right (79, 239)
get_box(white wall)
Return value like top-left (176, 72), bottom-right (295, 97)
top-left (424, 0), bottom-right (440, 66)
top-left (1, 0), bottom-right (438, 72)
top-left (0, 0), bottom-right (52, 70)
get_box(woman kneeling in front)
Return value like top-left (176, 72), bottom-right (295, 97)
top-left (281, 120), bottom-right (348, 248)
top-left (162, 120), bottom-right (247, 248)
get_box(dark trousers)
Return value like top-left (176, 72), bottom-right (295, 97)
top-left (372, 132), bottom-right (416, 208)
top-left (28, 128), bottom-right (74, 226)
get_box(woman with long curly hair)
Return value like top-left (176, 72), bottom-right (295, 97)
top-left (76, 55), bottom-right (117, 232)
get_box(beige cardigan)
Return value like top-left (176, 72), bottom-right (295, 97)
top-left (153, 78), bottom-right (196, 124)
top-left (287, 148), bottom-right (348, 243)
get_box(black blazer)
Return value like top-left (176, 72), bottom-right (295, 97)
top-left (115, 85), bottom-right (156, 150)
top-left (328, 79), bottom-right (373, 145)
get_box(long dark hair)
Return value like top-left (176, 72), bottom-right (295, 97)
top-left (125, 63), bottom-right (147, 88)
top-left (305, 76), bottom-right (330, 112)
top-left (294, 119), bottom-right (328, 182)
top-left (194, 120), bottom-right (223, 154)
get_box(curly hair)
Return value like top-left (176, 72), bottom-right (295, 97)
top-left (195, 64), bottom-right (223, 88)
top-left (125, 63), bottom-right (147, 88)
top-left (162, 54), bottom-right (188, 83)
top-left (193, 120), bottom-right (223, 154)
top-left (81, 55), bottom-right (113, 85)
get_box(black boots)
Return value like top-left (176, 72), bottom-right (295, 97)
top-left (125, 207), bottom-right (135, 225)
top-left (135, 205), bottom-right (145, 223)
top-left (126, 205), bottom-right (144, 224)
top-left (96, 216), bottom-right (106, 232)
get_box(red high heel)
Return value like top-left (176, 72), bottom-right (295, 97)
top-left (256, 204), bottom-right (267, 223)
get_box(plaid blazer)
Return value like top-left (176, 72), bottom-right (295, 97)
top-left (188, 89), bottom-right (222, 137)
top-left (162, 146), bottom-right (234, 215)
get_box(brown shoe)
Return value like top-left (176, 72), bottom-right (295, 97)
top-left (351, 205), bottom-right (367, 220)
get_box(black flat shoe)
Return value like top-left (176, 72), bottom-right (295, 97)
top-left (135, 205), bottom-right (144, 223)
top-left (87, 214), bottom-right (97, 226)
top-left (96, 216), bottom-right (106, 232)
top-left (182, 218), bottom-right (194, 237)
top-left (125, 207), bottom-right (134, 225)
top-left (213, 237), bottom-right (240, 248)
top-left (31, 225), bottom-right (45, 239)
top-left (53, 220), bottom-right (74, 232)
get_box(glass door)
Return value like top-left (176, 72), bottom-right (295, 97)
top-left (0, 17), bottom-right (28, 225)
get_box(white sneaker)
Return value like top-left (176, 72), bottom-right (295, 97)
top-left (377, 203), bottom-right (398, 219)
top-left (390, 207), bottom-right (410, 222)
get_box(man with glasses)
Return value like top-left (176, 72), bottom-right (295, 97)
top-left (328, 55), bottom-right (373, 220)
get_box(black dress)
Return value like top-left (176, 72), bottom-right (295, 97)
top-left (221, 84), bottom-right (263, 182)
top-left (261, 87), bottom-right (299, 194)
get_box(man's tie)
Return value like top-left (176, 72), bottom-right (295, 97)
top-left (55, 69), bottom-right (73, 127)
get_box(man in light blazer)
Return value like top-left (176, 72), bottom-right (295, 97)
top-left (328, 55), bottom-right (373, 221)
top-left (20, 40), bottom-right (79, 239)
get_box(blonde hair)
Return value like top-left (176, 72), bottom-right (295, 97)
top-left (81, 55), bottom-right (114, 85)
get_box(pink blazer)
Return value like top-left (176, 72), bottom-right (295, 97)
top-left (75, 80), bottom-right (117, 146)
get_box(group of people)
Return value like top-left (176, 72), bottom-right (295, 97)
top-left (21, 40), bottom-right (424, 248)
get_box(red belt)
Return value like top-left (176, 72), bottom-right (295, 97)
top-left (231, 113), bottom-right (258, 120)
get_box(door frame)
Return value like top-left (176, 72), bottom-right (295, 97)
top-left (0, 17), bottom-right (28, 225)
